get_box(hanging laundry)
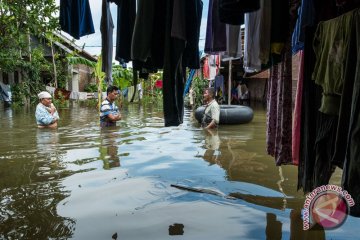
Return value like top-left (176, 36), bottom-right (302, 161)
top-left (303, 9), bottom-right (356, 190)
top-left (334, 8), bottom-right (360, 217)
top-left (131, 0), bottom-right (167, 70)
top-left (208, 55), bottom-right (218, 80)
top-left (59, 0), bottom-right (95, 40)
top-left (297, 2), bottom-right (356, 193)
top-left (258, 0), bottom-right (272, 67)
top-left (243, 0), bottom-right (271, 71)
top-left (204, 0), bottom-right (226, 54)
top-left (183, 69), bottom-right (196, 96)
top-left (203, 57), bottom-right (210, 79)
top-left (312, 9), bottom-right (354, 116)
top-left (266, 54), bottom-right (293, 166)
top-left (111, 0), bottom-right (136, 63)
top-left (266, 0), bottom-right (299, 166)
top-left (101, 0), bottom-right (114, 84)
top-left (291, 0), bottom-right (315, 54)
top-left (214, 74), bottom-right (225, 98)
top-left (0, 82), bottom-right (11, 103)
top-left (131, 0), bottom-right (202, 126)
top-left (221, 24), bottom-right (242, 62)
top-left (269, 0), bottom-right (291, 65)
top-left (292, 51), bottom-right (304, 166)
top-left (244, 0), bottom-right (271, 73)
top-left (162, 0), bottom-right (186, 126)
top-left (218, 0), bottom-right (260, 25)
top-left (180, 0), bottom-right (203, 69)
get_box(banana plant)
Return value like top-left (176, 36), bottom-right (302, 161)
top-left (112, 65), bottom-right (133, 90)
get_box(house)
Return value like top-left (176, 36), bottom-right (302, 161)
top-left (0, 32), bottom-right (97, 96)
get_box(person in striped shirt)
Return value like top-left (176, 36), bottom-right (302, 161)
top-left (100, 86), bottom-right (122, 127)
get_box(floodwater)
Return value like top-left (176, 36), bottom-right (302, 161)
top-left (0, 102), bottom-right (359, 240)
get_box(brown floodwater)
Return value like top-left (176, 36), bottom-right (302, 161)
top-left (0, 102), bottom-right (358, 239)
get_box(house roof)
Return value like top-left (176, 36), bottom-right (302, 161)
top-left (51, 32), bottom-right (97, 62)
top-left (244, 69), bottom-right (270, 79)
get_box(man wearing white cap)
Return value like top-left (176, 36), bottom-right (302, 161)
top-left (35, 91), bottom-right (59, 128)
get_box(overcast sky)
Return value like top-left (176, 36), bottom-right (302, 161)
top-left (56, 0), bottom-right (209, 62)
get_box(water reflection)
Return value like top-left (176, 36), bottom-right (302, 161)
top-left (0, 104), bottom-right (357, 239)
top-left (266, 213), bottom-right (282, 239)
top-left (99, 128), bottom-right (120, 169)
top-left (0, 106), bottom-right (13, 129)
top-left (0, 117), bottom-right (76, 239)
top-left (203, 128), bottom-right (221, 166)
top-left (289, 210), bottom-right (325, 239)
top-left (204, 128), bottom-right (220, 151)
top-left (36, 128), bottom-right (59, 154)
top-left (0, 183), bottom-right (76, 239)
top-left (200, 125), bottom-right (267, 183)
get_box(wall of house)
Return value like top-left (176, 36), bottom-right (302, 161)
top-left (68, 64), bottom-right (94, 92)
top-left (246, 78), bottom-right (267, 103)
top-left (243, 52), bottom-right (301, 105)
top-left (78, 64), bottom-right (94, 91)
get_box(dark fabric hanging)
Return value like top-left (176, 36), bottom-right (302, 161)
top-left (59, 0), bottom-right (95, 40)
top-left (113, 0), bottom-right (136, 63)
top-left (131, 0), bottom-right (202, 126)
top-left (204, 0), bottom-right (226, 54)
top-left (101, 0), bottom-right (114, 84)
top-left (131, 0), bottom-right (156, 65)
top-left (218, 0), bottom-right (260, 25)
top-left (269, 0), bottom-right (291, 65)
top-left (163, 0), bottom-right (186, 126)
top-left (297, 27), bottom-right (323, 192)
top-left (181, 0), bottom-right (203, 69)
top-left (341, 8), bottom-right (360, 217)
top-left (131, 0), bottom-right (167, 70)
top-left (296, 2), bottom-right (356, 192)
top-left (313, 113), bottom-right (338, 186)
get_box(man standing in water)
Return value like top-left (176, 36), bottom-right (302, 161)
top-left (35, 91), bottom-right (59, 129)
top-left (202, 87), bottom-right (220, 129)
top-left (100, 85), bottom-right (122, 127)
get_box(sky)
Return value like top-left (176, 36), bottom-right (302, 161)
top-left (56, 0), bottom-right (209, 61)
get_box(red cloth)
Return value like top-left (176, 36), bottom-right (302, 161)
top-left (292, 51), bottom-right (304, 166)
top-left (155, 80), bottom-right (163, 89)
top-left (203, 57), bottom-right (210, 79)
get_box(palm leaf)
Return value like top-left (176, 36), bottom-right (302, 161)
top-left (67, 56), bottom-right (96, 68)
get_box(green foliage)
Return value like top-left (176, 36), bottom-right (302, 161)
top-left (84, 84), bottom-right (98, 93)
top-left (0, 1), bottom-right (58, 106)
top-left (0, 0), bottom-right (58, 72)
top-left (192, 76), bottom-right (208, 108)
top-left (52, 91), bottom-right (69, 108)
top-left (55, 58), bottom-right (69, 89)
top-left (67, 56), bottom-right (96, 68)
top-left (9, 48), bottom-right (52, 106)
top-left (79, 98), bottom-right (98, 107)
top-left (112, 65), bottom-right (133, 90)
top-left (141, 72), bottom-right (163, 105)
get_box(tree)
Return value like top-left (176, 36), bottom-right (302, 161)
top-left (0, 0), bottom-right (58, 71)
top-left (0, 1), bottom-right (59, 105)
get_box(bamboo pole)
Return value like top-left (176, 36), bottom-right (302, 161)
top-left (228, 59), bottom-right (232, 105)
top-left (50, 39), bottom-right (58, 88)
